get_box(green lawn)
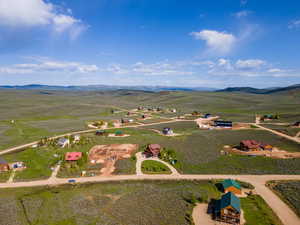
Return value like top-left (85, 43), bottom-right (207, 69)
top-left (141, 160), bottom-right (172, 174)
top-left (241, 195), bottom-right (283, 225)
top-left (267, 180), bottom-right (300, 218)
top-left (3, 147), bottom-right (59, 181)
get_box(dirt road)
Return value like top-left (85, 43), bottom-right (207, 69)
top-left (0, 174), bottom-right (299, 225)
top-left (254, 123), bottom-right (300, 144)
top-left (0, 118), bottom-right (193, 156)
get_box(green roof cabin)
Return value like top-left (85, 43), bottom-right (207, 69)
top-left (214, 192), bottom-right (241, 224)
top-left (222, 179), bottom-right (242, 195)
top-left (115, 130), bottom-right (123, 136)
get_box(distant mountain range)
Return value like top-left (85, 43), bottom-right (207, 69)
top-left (0, 83), bottom-right (299, 94)
top-left (0, 84), bottom-right (216, 92)
top-left (216, 84), bottom-right (300, 94)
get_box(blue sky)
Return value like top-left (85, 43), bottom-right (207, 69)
top-left (0, 0), bottom-right (300, 88)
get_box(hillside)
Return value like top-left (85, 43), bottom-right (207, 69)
top-left (217, 84), bottom-right (300, 95)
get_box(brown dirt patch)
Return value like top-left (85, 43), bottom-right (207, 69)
top-left (89, 144), bottom-right (138, 176)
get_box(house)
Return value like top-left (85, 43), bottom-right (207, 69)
top-left (293, 121), bottom-right (300, 127)
top-left (261, 114), bottom-right (279, 121)
top-left (73, 134), bottom-right (80, 142)
top-left (11, 162), bottom-right (26, 170)
top-left (138, 106), bottom-right (143, 110)
top-left (203, 113), bottom-right (212, 119)
top-left (0, 158), bottom-right (10, 172)
top-left (240, 140), bottom-right (273, 151)
top-left (214, 192), bottom-right (241, 224)
top-left (65, 152), bottom-right (82, 161)
top-left (214, 120), bottom-right (232, 128)
top-left (121, 118), bottom-right (130, 124)
top-left (144, 144), bottom-right (161, 157)
top-left (171, 109), bottom-right (177, 113)
top-left (162, 127), bottom-right (173, 135)
top-left (222, 179), bottom-right (242, 195)
top-left (115, 130), bottom-right (123, 136)
top-left (96, 130), bottom-right (106, 136)
top-left (57, 138), bottom-right (70, 148)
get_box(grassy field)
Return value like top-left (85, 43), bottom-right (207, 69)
top-left (0, 180), bottom-right (220, 225)
top-left (0, 89), bottom-right (299, 150)
top-left (241, 195), bottom-right (283, 225)
top-left (0, 89), bottom-right (300, 178)
top-left (141, 160), bottom-right (172, 174)
top-left (267, 180), bottom-right (300, 218)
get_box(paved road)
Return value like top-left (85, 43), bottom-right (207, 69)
top-left (0, 174), bottom-right (299, 225)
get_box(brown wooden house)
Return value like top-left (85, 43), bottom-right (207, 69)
top-left (144, 144), bottom-right (161, 158)
top-left (240, 140), bottom-right (273, 151)
top-left (214, 192), bottom-right (241, 224)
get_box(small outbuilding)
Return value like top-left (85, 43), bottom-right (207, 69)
top-left (144, 144), bottom-right (161, 158)
top-left (203, 113), bottom-right (212, 119)
top-left (162, 127), bottom-right (173, 135)
top-left (0, 158), bottom-right (10, 172)
top-left (57, 138), bottom-right (70, 148)
top-left (96, 130), bottom-right (106, 136)
top-left (65, 152), bottom-right (82, 161)
top-left (222, 179), bottom-right (242, 195)
top-left (115, 130), bottom-right (123, 136)
top-left (214, 192), bottom-right (241, 224)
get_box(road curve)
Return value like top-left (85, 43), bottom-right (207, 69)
top-left (0, 174), bottom-right (299, 225)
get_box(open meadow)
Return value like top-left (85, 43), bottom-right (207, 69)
top-left (0, 180), bottom-right (282, 225)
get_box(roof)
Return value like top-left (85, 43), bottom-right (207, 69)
top-left (215, 192), bottom-right (241, 213)
top-left (222, 179), bottom-right (241, 190)
top-left (241, 140), bottom-right (271, 149)
top-left (148, 144), bottom-right (161, 150)
top-left (163, 127), bottom-right (172, 131)
top-left (65, 152), bottom-right (82, 161)
top-left (58, 138), bottom-right (68, 144)
top-left (0, 158), bottom-right (8, 164)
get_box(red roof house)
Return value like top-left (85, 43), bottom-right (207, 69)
top-left (240, 140), bottom-right (273, 151)
top-left (65, 152), bottom-right (82, 161)
top-left (144, 144), bottom-right (161, 157)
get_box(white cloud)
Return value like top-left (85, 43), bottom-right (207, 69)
top-left (1, 58), bottom-right (99, 74)
top-left (235, 59), bottom-right (266, 69)
top-left (0, 0), bottom-right (86, 38)
top-left (268, 68), bottom-right (283, 73)
top-left (235, 10), bottom-right (252, 18)
top-left (190, 30), bottom-right (237, 55)
top-left (288, 20), bottom-right (300, 29)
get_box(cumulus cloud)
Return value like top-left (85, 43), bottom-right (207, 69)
top-left (288, 20), bottom-right (300, 29)
top-left (0, 0), bottom-right (86, 38)
top-left (235, 59), bottom-right (266, 69)
top-left (0, 58), bottom-right (98, 74)
top-left (190, 30), bottom-right (237, 55)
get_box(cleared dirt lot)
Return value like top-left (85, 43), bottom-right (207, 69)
top-left (89, 144), bottom-right (138, 176)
